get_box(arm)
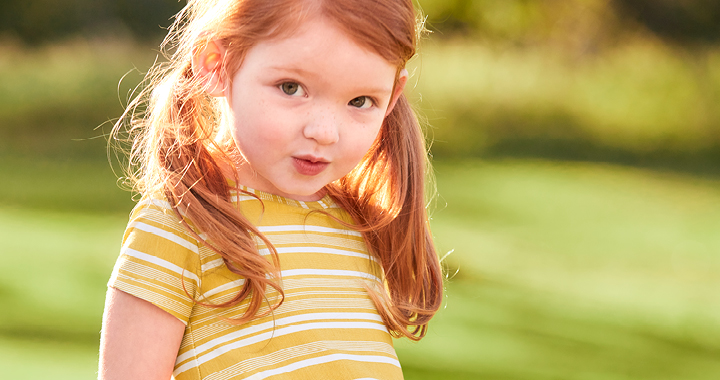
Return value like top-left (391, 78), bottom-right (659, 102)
top-left (99, 288), bottom-right (186, 380)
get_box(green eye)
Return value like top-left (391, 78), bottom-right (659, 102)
top-left (349, 96), bottom-right (372, 109)
top-left (280, 82), bottom-right (300, 95)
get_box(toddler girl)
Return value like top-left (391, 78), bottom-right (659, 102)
top-left (99, 0), bottom-right (443, 379)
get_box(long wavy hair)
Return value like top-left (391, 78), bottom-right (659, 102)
top-left (113, 0), bottom-right (443, 340)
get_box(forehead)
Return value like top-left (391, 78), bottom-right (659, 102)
top-left (239, 17), bottom-right (398, 89)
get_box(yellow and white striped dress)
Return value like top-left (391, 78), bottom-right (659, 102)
top-left (108, 187), bottom-right (403, 380)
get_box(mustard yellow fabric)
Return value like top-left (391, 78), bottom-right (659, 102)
top-left (108, 187), bottom-right (403, 380)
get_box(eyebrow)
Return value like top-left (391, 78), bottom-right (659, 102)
top-left (268, 66), bottom-right (313, 76)
top-left (268, 66), bottom-right (393, 94)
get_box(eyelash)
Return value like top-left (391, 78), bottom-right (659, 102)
top-left (278, 81), bottom-right (376, 109)
top-left (279, 81), bottom-right (305, 96)
top-left (348, 96), bottom-right (375, 109)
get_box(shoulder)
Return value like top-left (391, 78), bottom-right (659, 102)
top-left (110, 195), bottom-right (205, 323)
top-left (123, 195), bottom-right (201, 250)
top-left (118, 194), bottom-right (204, 282)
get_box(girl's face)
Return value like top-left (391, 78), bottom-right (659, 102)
top-left (221, 17), bottom-right (406, 201)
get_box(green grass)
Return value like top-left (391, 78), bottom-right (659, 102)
top-left (395, 160), bottom-right (720, 379)
top-left (0, 155), bottom-right (135, 213)
top-left (0, 338), bottom-right (99, 380)
top-left (2, 159), bottom-right (720, 379)
top-left (0, 208), bottom-right (126, 344)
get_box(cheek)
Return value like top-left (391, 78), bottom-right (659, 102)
top-left (232, 122), bottom-right (284, 157)
top-left (347, 121), bottom-right (384, 160)
top-left (230, 102), bottom-right (285, 148)
top-left (364, 116), bottom-right (385, 142)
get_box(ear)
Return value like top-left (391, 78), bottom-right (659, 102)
top-left (384, 68), bottom-right (408, 117)
top-left (192, 40), bottom-right (227, 97)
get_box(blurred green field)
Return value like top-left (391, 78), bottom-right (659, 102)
top-left (2, 158), bottom-right (720, 379)
top-left (2, 23), bottom-right (720, 380)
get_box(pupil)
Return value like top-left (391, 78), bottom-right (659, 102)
top-left (351, 97), bottom-right (364, 107)
top-left (283, 83), bottom-right (298, 94)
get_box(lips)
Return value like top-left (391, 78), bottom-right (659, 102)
top-left (292, 156), bottom-right (330, 176)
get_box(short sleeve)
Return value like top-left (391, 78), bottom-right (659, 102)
top-left (108, 197), bottom-right (202, 324)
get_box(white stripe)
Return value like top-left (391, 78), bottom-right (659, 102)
top-left (120, 247), bottom-right (200, 284)
top-left (259, 247), bottom-right (375, 262)
top-left (244, 354), bottom-right (400, 380)
top-left (231, 195), bottom-right (259, 202)
top-left (202, 279), bottom-right (245, 298)
top-left (201, 258), bottom-right (225, 272)
top-left (117, 266), bottom-right (379, 303)
top-left (136, 198), bottom-right (172, 209)
top-left (113, 280), bottom-right (191, 322)
top-left (131, 222), bottom-right (198, 254)
top-left (298, 201), bottom-right (309, 209)
top-left (257, 225), bottom-right (361, 236)
top-left (317, 199), bottom-right (328, 209)
top-left (281, 269), bottom-right (381, 283)
top-left (175, 312), bottom-right (383, 364)
top-left (175, 321), bottom-right (389, 375)
top-left (204, 341), bottom-right (395, 379)
top-left (108, 253), bottom-right (124, 285)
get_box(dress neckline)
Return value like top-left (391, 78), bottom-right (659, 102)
top-left (227, 181), bottom-right (337, 210)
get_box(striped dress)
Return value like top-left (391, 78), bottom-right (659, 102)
top-left (108, 187), bottom-right (403, 380)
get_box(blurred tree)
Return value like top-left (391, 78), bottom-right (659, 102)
top-left (0, 0), bottom-right (184, 44)
top-left (2, 0), bottom-right (720, 46)
top-left (418, 0), bottom-right (621, 55)
top-left (612, 0), bottom-right (720, 44)
top-left (418, 0), bottom-right (720, 47)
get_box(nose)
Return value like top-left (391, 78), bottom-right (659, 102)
top-left (303, 106), bottom-right (340, 145)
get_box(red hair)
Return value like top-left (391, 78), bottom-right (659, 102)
top-left (113, 0), bottom-right (443, 340)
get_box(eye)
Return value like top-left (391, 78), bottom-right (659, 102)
top-left (279, 82), bottom-right (306, 96)
top-left (348, 96), bottom-right (373, 109)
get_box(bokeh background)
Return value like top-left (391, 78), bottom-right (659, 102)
top-left (2, 0), bottom-right (720, 378)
